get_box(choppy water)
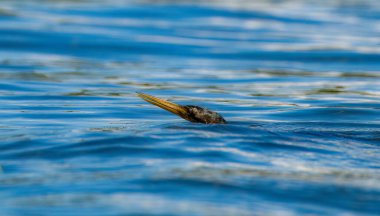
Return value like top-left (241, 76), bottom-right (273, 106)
top-left (1, 0), bottom-right (380, 215)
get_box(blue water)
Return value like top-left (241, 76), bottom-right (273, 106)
top-left (1, 0), bottom-right (380, 215)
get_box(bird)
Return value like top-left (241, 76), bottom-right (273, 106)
top-left (137, 92), bottom-right (227, 124)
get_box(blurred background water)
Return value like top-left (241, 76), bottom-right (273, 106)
top-left (1, 0), bottom-right (380, 215)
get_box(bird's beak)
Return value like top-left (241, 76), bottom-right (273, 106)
top-left (137, 92), bottom-right (189, 120)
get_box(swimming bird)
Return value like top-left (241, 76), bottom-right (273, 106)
top-left (137, 92), bottom-right (227, 124)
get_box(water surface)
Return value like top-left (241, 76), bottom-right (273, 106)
top-left (1, 0), bottom-right (380, 215)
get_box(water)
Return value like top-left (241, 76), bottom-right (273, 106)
top-left (1, 0), bottom-right (380, 215)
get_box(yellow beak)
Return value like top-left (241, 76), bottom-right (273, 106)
top-left (137, 92), bottom-right (189, 121)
